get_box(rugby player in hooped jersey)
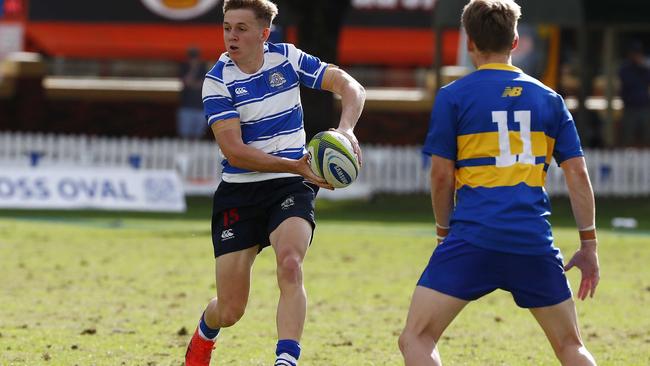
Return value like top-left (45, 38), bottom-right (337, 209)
top-left (184, 1), bottom-right (365, 365)
top-left (399, 1), bottom-right (599, 365)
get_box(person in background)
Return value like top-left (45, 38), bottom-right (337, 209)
top-left (177, 47), bottom-right (208, 139)
top-left (618, 40), bottom-right (650, 147)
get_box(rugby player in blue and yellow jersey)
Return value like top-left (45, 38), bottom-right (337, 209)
top-left (183, 1), bottom-right (365, 365)
top-left (399, 1), bottom-right (599, 365)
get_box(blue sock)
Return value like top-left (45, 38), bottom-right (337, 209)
top-left (275, 339), bottom-right (300, 366)
top-left (198, 313), bottom-right (220, 341)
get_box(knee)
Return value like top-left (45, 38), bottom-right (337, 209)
top-left (554, 335), bottom-right (591, 362)
top-left (218, 301), bottom-right (246, 327)
top-left (276, 253), bottom-right (303, 285)
top-left (398, 328), bottom-right (422, 356)
top-left (398, 331), bottom-right (410, 355)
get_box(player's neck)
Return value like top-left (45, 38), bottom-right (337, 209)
top-left (473, 53), bottom-right (512, 69)
top-left (235, 50), bottom-right (265, 74)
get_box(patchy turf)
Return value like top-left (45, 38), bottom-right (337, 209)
top-left (0, 200), bottom-right (648, 365)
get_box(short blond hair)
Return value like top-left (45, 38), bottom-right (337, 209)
top-left (223, 0), bottom-right (278, 27)
top-left (461, 0), bottom-right (521, 53)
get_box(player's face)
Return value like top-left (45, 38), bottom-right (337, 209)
top-left (223, 9), bottom-right (269, 65)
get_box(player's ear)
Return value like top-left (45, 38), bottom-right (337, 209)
top-left (261, 26), bottom-right (271, 42)
top-left (511, 33), bottom-right (519, 51)
top-left (467, 37), bottom-right (475, 53)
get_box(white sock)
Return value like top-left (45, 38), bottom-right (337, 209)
top-left (274, 352), bottom-right (298, 366)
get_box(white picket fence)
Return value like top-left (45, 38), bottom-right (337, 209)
top-left (0, 132), bottom-right (220, 194)
top-left (1, 132), bottom-right (649, 197)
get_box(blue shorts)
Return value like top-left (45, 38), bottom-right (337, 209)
top-left (211, 177), bottom-right (318, 258)
top-left (417, 234), bottom-right (572, 308)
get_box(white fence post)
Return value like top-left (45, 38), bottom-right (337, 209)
top-left (0, 133), bottom-right (648, 197)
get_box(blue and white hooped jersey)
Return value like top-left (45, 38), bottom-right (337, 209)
top-left (423, 63), bottom-right (584, 255)
top-left (202, 42), bottom-right (329, 183)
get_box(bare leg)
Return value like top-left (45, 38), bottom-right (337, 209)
top-left (203, 245), bottom-right (258, 329)
top-left (530, 298), bottom-right (597, 366)
top-left (270, 217), bottom-right (312, 340)
top-left (399, 287), bottom-right (468, 366)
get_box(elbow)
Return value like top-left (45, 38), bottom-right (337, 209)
top-left (352, 83), bottom-right (366, 114)
top-left (576, 167), bottom-right (590, 181)
top-left (430, 170), bottom-right (454, 189)
top-left (221, 147), bottom-right (245, 169)
top-left (356, 83), bottom-right (366, 104)
top-left (564, 164), bottom-right (590, 182)
top-left (342, 79), bottom-right (365, 103)
top-left (573, 168), bottom-right (592, 187)
top-left (226, 155), bottom-right (242, 169)
top-left (430, 158), bottom-right (455, 189)
top-left (561, 157), bottom-right (590, 182)
top-left (564, 166), bottom-right (592, 191)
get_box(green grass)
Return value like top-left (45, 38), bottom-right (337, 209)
top-left (3, 194), bottom-right (649, 230)
top-left (0, 196), bottom-right (649, 365)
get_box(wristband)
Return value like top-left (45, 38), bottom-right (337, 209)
top-left (579, 229), bottom-right (597, 241)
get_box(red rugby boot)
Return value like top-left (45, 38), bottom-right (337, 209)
top-left (185, 327), bottom-right (215, 366)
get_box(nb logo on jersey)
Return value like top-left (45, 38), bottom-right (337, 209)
top-left (502, 86), bottom-right (523, 97)
top-left (234, 87), bottom-right (249, 96)
top-left (221, 229), bottom-right (235, 240)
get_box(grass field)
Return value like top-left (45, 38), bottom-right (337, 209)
top-left (1, 195), bottom-right (649, 365)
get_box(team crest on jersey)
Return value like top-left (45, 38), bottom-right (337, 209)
top-left (281, 196), bottom-right (295, 210)
top-left (269, 71), bottom-right (287, 88)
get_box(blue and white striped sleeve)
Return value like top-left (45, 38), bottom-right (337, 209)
top-left (285, 43), bottom-right (329, 90)
top-left (202, 77), bottom-right (238, 126)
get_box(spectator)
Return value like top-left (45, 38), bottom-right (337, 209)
top-left (618, 41), bottom-right (650, 147)
top-left (177, 47), bottom-right (208, 139)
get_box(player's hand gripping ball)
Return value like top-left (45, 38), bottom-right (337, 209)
top-left (307, 130), bottom-right (360, 188)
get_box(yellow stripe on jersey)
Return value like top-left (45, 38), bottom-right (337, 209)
top-left (456, 163), bottom-right (547, 189)
top-left (457, 131), bottom-right (549, 160)
top-left (477, 63), bottom-right (522, 72)
top-left (545, 136), bottom-right (556, 165)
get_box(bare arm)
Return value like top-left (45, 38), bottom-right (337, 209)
top-left (212, 118), bottom-right (331, 189)
top-left (321, 66), bottom-right (366, 164)
top-left (562, 157), bottom-right (596, 229)
top-left (560, 156), bottom-right (600, 300)
top-left (430, 155), bottom-right (456, 243)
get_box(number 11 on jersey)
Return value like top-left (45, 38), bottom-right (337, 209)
top-left (492, 110), bottom-right (535, 167)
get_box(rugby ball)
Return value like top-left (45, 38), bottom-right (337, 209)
top-left (307, 131), bottom-right (360, 188)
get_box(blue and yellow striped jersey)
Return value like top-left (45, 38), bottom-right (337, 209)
top-left (423, 64), bottom-right (583, 255)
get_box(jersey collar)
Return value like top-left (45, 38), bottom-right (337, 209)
top-left (477, 63), bottom-right (522, 72)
